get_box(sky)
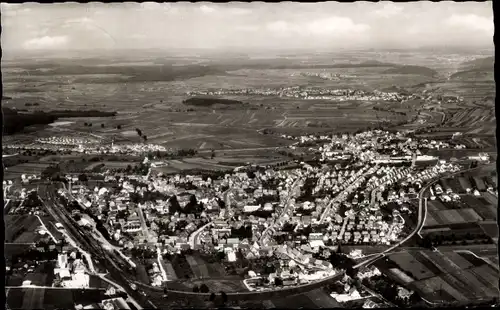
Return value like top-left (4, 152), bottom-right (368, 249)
top-left (1, 2), bottom-right (494, 53)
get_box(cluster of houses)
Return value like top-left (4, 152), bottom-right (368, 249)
top-left (188, 87), bottom-right (413, 103)
top-left (5, 140), bottom-right (168, 157)
top-left (37, 136), bottom-right (99, 145)
top-left (53, 252), bottom-right (90, 288)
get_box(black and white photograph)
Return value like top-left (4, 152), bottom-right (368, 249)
top-left (1, 1), bottom-right (498, 309)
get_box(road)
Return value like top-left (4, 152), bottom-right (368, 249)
top-left (6, 286), bottom-right (106, 290)
top-left (136, 206), bottom-right (150, 241)
top-left (4, 184), bottom-right (13, 206)
top-left (156, 247), bottom-right (169, 282)
top-left (35, 215), bottom-right (58, 244)
top-left (319, 165), bottom-right (376, 224)
top-left (37, 183), bottom-right (147, 309)
top-left (260, 176), bottom-right (303, 243)
top-left (4, 199), bottom-right (11, 210)
top-left (187, 187), bottom-right (234, 249)
top-left (188, 221), bottom-right (213, 250)
top-left (224, 188), bottom-right (234, 212)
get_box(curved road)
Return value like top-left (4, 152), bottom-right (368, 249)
top-left (355, 164), bottom-right (489, 268)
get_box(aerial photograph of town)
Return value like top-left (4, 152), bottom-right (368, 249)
top-left (1, 1), bottom-right (498, 309)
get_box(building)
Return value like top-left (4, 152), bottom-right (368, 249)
top-left (100, 297), bottom-right (131, 310)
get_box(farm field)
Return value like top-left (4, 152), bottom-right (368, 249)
top-left (380, 248), bottom-right (500, 303)
top-left (305, 288), bottom-right (343, 308)
top-left (160, 253), bottom-right (250, 293)
top-left (269, 292), bottom-right (321, 309)
top-left (3, 57), bottom-right (433, 162)
top-left (5, 215), bottom-right (48, 244)
top-left (174, 278), bottom-right (248, 293)
top-left (479, 222), bottom-right (499, 240)
top-left (424, 208), bottom-right (483, 227)
top-left (4, 162), bottom-right (51, 180)
top-left (5, 243), bottom-right (36, 259)
top-left (6, 287), bottom-right (107, 310)
top-left (6, 261), bottom-right (55, 287)
top-left (152, 153), bottom-right (289, 174)
top-left (461, 195), bottom-right (497, 221)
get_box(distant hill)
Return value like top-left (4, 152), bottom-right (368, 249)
top-left (383, 65), bottom-right (438, 78)
top-left (359, 60), bottom-right (392, 66)
top-left (380, 86), bottom-right (412, 95)
top-left (450, 56), bottom-right (494, 80)
top-left (459, 56), bottom-right (494, 71)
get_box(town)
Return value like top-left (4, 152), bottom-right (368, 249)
top-left (187, 87), bottom-right (464, 104)
top-left (4, 126), bottom-right (496, 309)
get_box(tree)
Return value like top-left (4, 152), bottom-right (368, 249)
top-left (78, 174), bottom-right (88, 182)
top-left (42, 165), bottom-right (61, 180)
top-left (274, 277), bottom-right (283, 286)
top-left (216, 291), bottom-right (228, 307)
top-left (136, 128), bottom-right (142, 137)
top-left (199, 284), bottom-right (210, 293)
top-left (409, 291), bottom-right (422, 304)
top-left (101, 123), bottom-right (105, 128)
top-left (209, 293), bottom-right (216, 301)
top-left (192, 285), bottom-right (200, 293)
top-left (143, 135), bottom-right (148, 142)
top-left (117, 125), bottom-right (122, 130)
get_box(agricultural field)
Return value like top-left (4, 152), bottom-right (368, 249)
top-left (461, 195), bottom-right (497, 221)
top-left (173, 278), bottom-right (248, 293)
top-left (3, 56), bottom-right (432, 162)
top-left (305, 288), bottom-right (343, 308)
top-left (6, 287), bottom-right (107, 310)
top-left (5, 243), bottom-right (36, 259)
top-left (5, 215), bottom-right (47, 244)
top-left (160, 259), bottom-right (178, 281)
top-left (6, 261), bottom-right (55, 287)
top-left (424, 208), bottom-right (483, 227)
top-left (168, 254), bottom-right (195, 280)
top-left (479, 222), bottom-right (499, 240)
top-left (380, 248), bottom-right (500, 304)
top-left (268, 292), bottom-right (323, 309)
top-left (185, 255), bottom-right (212, 279)
top-left (175, 254), bottom-right (228, 279)
top-left (441, 108), bottom-right (496, 136)
top-left (4, 162), bottom-right (51, 180)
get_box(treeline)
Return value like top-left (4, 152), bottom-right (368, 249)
top-left (3, 108), bottom-right (57, 134)
top-left (417, 231), bottom-right (493, 248)
top-left (182, 97), bottom-right (246, 107)
top-left (373, 106), bottom-right (406, 116)
top-left (3, 107), bottom-right (116, 135)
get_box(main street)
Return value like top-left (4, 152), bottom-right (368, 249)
top-left (319, 165), bottom-right (377, 224)
top-left (259, 175), bottom-right (303, 243)
top-left (188, 187), bottom-right (235, 250)
top-left (188, 221), bottom-right (213, 250)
